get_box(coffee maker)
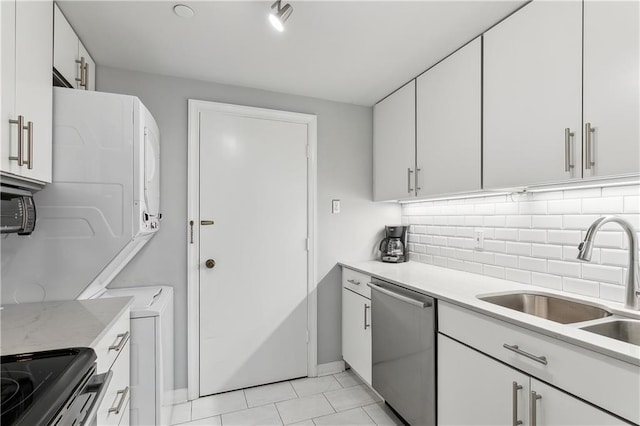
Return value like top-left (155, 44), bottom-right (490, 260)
top-left (379, 225), bottom-right (409, 263)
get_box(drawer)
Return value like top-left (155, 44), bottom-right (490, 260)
top-left (342, 267), bottom-right (371, 299)
top-left (438, 301), bottom-right (640, 424)
top-left (93, 308), bottom-right (130, 373)
top-left (97, 340), bottom-right (131, 426)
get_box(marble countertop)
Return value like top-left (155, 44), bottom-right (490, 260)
top-left (340, 260), bottom-right (640, 366)
top-left (1, 297), bottom-right (132, 355)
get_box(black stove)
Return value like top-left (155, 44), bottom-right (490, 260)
top-left (1, 348), bottom-right (96, 426)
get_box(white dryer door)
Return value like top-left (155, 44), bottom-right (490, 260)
top-left (144, 124), bottom-right (160, 217)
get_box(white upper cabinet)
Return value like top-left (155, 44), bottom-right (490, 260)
top-left (1, 0), bottom-right (53, 184)
top-left (483, 1), bottom-right (582, 189)
top-left (416, 37), bottom-right (481, 197)
top-left (373, 80), bottom-right (416, 201)
top-left (583, 1), bottom-right (639, 178)
top-left (54, 3), bottom-right (95, 91)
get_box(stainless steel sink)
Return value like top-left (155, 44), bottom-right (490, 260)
top-left (478, 293), bottom-right (612, 324)
top-left (581, 320), bottom-right (640, 346)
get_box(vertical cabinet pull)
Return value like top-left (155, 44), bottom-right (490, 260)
top-left (564, 128), bottom-right (574, 172)
top-left (25, 121), bottom-right (33, 169)
top-left (407, 168), bottom-right (414, 194)
top-left (363, 304), bottom-right (370, 330)
top-left (530, 391), bottom-right (542, 426)
top-left (512, 381), bottom-right (523, 426)
top-left (8, 115), bottom-right (24, 166)
top-left (76, 57), bottom-right (87, 88)
top-left (84, 61), bottom-right (90, 90)
top-left (415, 167), bottom-right (422, 192)
top-left (584, 122), bottom-right (595, 170)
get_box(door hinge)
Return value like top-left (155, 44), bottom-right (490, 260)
top-left (306, 144), bottom-right (311, 158)
top-left (306, 237), bottom-right (310, 251)
top-left (306, 330), bottom-right (309, 343)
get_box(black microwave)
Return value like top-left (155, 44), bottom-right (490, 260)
top-left (1, 186), bottom-right (36, 235)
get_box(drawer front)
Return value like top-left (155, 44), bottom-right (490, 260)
top-left (438, 301), bottom-right (640, 424)
top-left (93, 309), bottom-right (130, 373)
top-left (97, 340), bottom-right (131, 426)
top-left (342, 268), bottom-right (371, 299)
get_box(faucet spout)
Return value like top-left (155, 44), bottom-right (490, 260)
top-left (577, 215), bottom-right (640, 310)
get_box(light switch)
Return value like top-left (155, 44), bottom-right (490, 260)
top-left (474, 230), bottom-right (484, 250)
top-left (332, 199), bottom-right (341, 214)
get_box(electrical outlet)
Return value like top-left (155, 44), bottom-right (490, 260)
top-left (474, 230), bottom-right (484, 250)
top-left (332, 199), bottom-right (341, 214)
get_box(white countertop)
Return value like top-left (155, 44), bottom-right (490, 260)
top-left (340, 260), bottom-right (640, 366)
top-left (1, 297), bottom-right (132, 355)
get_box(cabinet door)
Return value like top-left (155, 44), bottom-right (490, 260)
top-left (79, 42), bottom-right (96, 91)
top-left (53, 4), bottom-right (79, 88)
top-left (373, 80), bottom-right (416, 201)
top-left (438, 334), bottom-right (529, 426)
top-left (15, 0), bottom-right (52, 183)
top-left (483, 1), bottom-right (582, 189)
top-left (342, 287), bottom-right (371, 384)
top-left (416, 38), bottom-right (481, 197)
top-left (530, 379), bottom-right (628, 426)
top-left (1, 0), bottom-right (19, 176)
top-left (583, 1), bottom-right (640, 178)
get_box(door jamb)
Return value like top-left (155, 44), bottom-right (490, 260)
top-left (187, 99), bottom-right (318, 401)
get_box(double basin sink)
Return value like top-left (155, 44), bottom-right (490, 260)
top-left (478, 292), bottom-right (640, 346)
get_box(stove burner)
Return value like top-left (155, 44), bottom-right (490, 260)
top-left (1, 371), bottom-right (51, 422)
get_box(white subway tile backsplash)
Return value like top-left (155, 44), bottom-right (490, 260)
top-left (532, 215), bottom-right (562, 229)
top-left (548, 199), bottom-right (581, 214)
top-left (582, 264), bottom-right (624, 285)
top-left (599, 283), bottom-right (625, 303)
top-left (531, 272), bottom-right (562, 290)
top-left (483, 265), bottom-right (506, 279)
top-left (519, 257), bottom-right (547, 272)
top-left (531, 244), bottom-right (562, 259)
top-left (548, 260), bottom-right (581, 278)
top-left (505, 268), bottom-right (531, 284)
top-left (518, 229), bottom-right (547, 243)
top-left (562, 277), bottom-right (600, 298)
top-left (402, 183), bottom-right (639, 305)
top-left (506, 242), bottom-right (531, 256)
top-left (582, 197), bottom-right (623, 214)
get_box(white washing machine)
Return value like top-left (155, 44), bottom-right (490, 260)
top-left (101, 286), bottom-right (174, 426)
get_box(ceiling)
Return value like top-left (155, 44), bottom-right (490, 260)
top-left (58, 1), bottom-right (526, 106)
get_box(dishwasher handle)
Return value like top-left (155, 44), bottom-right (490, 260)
top-left (367, 282), bottom-right (432, 308)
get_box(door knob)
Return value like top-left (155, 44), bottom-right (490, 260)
top-left (205, 259), bottom-right (216, 269)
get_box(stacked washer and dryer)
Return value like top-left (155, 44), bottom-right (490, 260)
top-left (2, 88), bottom-right (174, 425)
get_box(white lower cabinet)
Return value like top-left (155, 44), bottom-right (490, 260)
top-left (341, 268), bottom-right (372, 384)
top-left (438, 335), bottom-right (626, 426)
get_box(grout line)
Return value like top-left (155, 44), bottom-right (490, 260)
top-left (320, 392), bottom-right (337, 414)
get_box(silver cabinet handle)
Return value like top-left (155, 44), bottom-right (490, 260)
top-left (415, 167), bottom-right (422, 192)
top-left (564, 128), bottom-right (574, 172)
top-left (25, 121), bottom-right (33, 169)
top-left (512, 381), bottom-right (523, 426)
top-left (584, 122), bottom-right (595, 170)
top-left (347, 279), bottom-right (360, 286)
top-left (503, 344), bottom-right (548, 365)
top-left (84, 61), bottom-right (89, 90)
top-left (367, 282), bottom-right (431, 308)
top-left (200, 220), bottom-right (214, 225)
top-left (8, 115), bottom-right (24, 166)
top-left (108, 386), bottom-right (129, 415)
top-left (364, 304), bottom-right (370, 330)
top-left (76, 57), bottom-right (86, 88)
top-left (530, 391), bottom-right (542, 426)
top-left (108, 331), bottom-right (129, 351)
top-left (407, 168), bottom-right (414, 194)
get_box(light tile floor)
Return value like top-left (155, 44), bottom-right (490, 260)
top-left (171, 370), bottom-right (403, 426)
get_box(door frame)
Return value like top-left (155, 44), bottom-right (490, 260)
top-left (186, 99), bottom-right (318, 400)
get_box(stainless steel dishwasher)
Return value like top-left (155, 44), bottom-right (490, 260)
top-left (368, 278), bottom-right (435, 426)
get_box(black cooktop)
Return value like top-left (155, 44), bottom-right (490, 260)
top-left (1, 348), bottom-right (96, 426)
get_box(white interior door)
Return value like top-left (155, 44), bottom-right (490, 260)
top-left (198, 109), bottom-right (309, 396)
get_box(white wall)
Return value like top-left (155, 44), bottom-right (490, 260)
top-left (96, 66), bottom-right (401, 390)
top-left (403, 184), bottom-right (640, 302)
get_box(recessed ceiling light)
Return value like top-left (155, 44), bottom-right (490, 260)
top-left (269, 0), bottom-right (293, 32)
top-left (173, 4), bottom-right (194, 19)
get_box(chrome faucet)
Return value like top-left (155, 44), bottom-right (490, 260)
top-left (577, 216), bottom-right (640, 310)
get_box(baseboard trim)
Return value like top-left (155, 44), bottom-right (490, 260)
top-left (316, 360), bottom-right (345, 376)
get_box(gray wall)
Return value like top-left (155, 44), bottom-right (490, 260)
top-left (97, 66), bottom-right (401, 391)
